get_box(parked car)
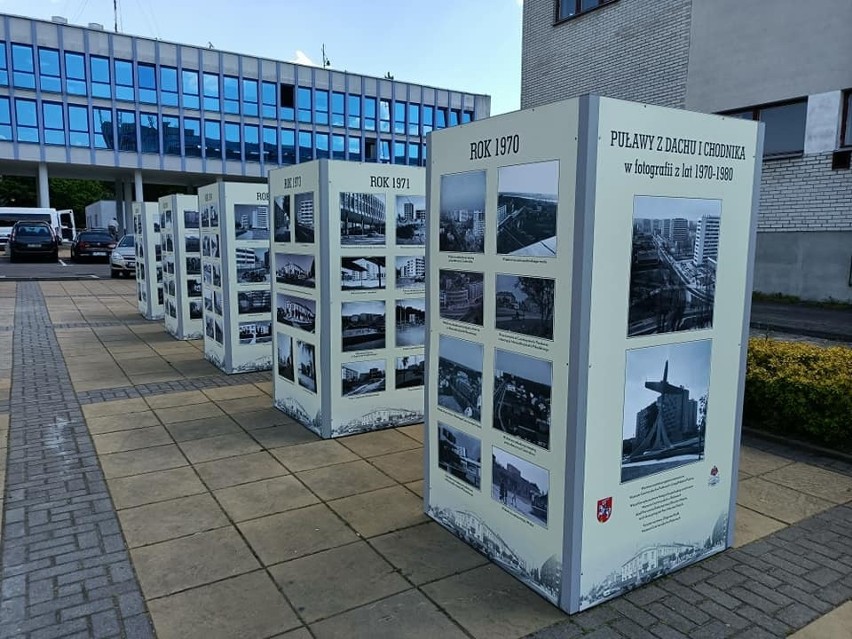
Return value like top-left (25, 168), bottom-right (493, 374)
top-left (7, 220), bottom-right (59, 262)
top-left (110, 234), bottom-right (136, 278)
top-left (71, 229), bottom-right (116, 262)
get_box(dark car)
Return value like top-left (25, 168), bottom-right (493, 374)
top-left (7, 221), bottom-right (59, 262)
top-left (71, 229), bottom-right (117, 262)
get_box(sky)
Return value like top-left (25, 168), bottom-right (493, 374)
top-left (439, 334), bottom-right (482, 372)
top-left (633, 195), bottom-right (723, 222)
top-left (3, 0), bottom-right (523, 115)
top-left (498, 160), bottom-right (560, 196)
top-left (494, 348), bottom-right (551, 386)
top-left (440, 170), bottom-right (487, 212)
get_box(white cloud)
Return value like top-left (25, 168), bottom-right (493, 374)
top-left (515, 0), bottom-right (523, 6)
top-left (292, 50), bottom-right (316, 67)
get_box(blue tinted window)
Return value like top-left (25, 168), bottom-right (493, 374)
top-left (365, 138), bottom-right (377, 162)
top-left (348, 135), bottom-right (361, 161)
top-left (421, 143), bottom-right (427, 165)
top-left (244, 124), bottom-right (259, 162)
top-left (281, 128), bottom-right (295, 164)
top-left (12, 44), bottom-right (35, 89)
top-left (262, 126), bottom-right (276, 163)
top-left (436, 107), bottom-right (447, 129)
top-left (65, 53), bottom-right (86, 95)
top-left (262, 82), bottom-right (276, 118)
top-left (347, 94), bottom-right (360, 129)
top-left (331, 92), bottom-right (344, 127)
top-left (315, 90), bottom-right (329, 125)
top-left (422, 105), bottom-right (433, 134)
top-left (140, 112), bottom-right (159, 153)
top-left (160, 66), bottom-right (178, 106)
top-left (137, 63), bottom-right (156, 103)
top-left (394, 101), bottom-right (405, 135)
top-left (298, 130), bottom-right (312, 161)
top-left (450, 109), bottom-right (460, 126)
top-left (182, 70), bottom-right (199, 109)
top-left (223, 76), bottom-right (239, 114)
top-left (183, 117), bottom-right (201, 156)
top-left (315, 132), bottom-right (329, 159)
top-left (42, 101), bottom-right (64, 145)
top-left (394, 141), bottom-right (405, 164)
top-left (38, 48), bottom-right (61, 93)
top-left (205, 120), bottom-right (221, 159)
top-left (114, 60), bottom-right (133, 100)
top-left (0, 44), bottom-right (7, 86)
top-left (116, 110), bottom-right (136, 151)
top-left (0, 97), bottom-right (12, 140)
top-left (332, 134), bottom-right (344, 160)
top-left (68, 105), bottom-right (89, 147)
top-left (380, 140), bottom-right (391, 163)
top-left (379, 99), bottom-right (391, 133)
top-left (91, 56), bottom-right (111, 98)
top-left (462, 110), bottom-right (473, 123)
top-left (408, 103), bottom-right (420, 136)
top-left (162, 115), bottom-right (181, 155)
top-left (203, 73), bottom-right (219, 111)
top-left (224, 122), bottom-right (240, 160)
top-left (93, 107), bottom-right (113, 149)
top-left (297, 87), bottom-right (311, 123)
top-left (243, 79), bottom-right (258, 117)
top-left (364, 97), bottom-right (376, 131)
top-left (15, 98), bottom-right (38, 142)
top-left (408, 142), bottom-right (419, 166)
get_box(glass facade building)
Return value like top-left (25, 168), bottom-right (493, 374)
top-left (0, 14), bottom-right (489, 185)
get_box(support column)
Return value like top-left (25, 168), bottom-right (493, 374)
top-left (37, 163), bottom-right (50, 208)
top-left (134, 169), bottom-right (144, 202)
top-left (114, 179), bottom-right (123, 232)
top-left (123, 181), bottom-right (133, 236)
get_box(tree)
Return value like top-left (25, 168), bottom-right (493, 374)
top-left (516, 276), bottom-right (555, 330)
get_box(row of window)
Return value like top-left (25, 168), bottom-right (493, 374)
top-left (843, 90), bottom-right (852, 148)
top-left (0, 42), bottom-right (474, 134)
top-left (0, 96), bottom-right (425, 165)
top-left (556, 0), bottom-right (617, 22)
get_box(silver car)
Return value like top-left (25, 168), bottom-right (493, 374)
top-left (110, 234), bottom-right (136, 278)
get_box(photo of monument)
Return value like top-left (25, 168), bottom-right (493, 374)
top-left (496, 160), bottom-right (559, 257)
top-left (439, 170), bottom-right (486, 253)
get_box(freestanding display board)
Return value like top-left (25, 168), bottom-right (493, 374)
top-left (424, 96), bottom-right (762, 613)
top-left (199, 181), bottom-right (273, 373)
top-left (133, 202), bottom-right (164, 320)
top-left (160, 194), bottom-right (203, 340)
top-left (269, 160), bottom-right (426, 438)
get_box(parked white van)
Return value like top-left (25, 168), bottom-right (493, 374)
top-left (0, 207), bottom-right (76, 250)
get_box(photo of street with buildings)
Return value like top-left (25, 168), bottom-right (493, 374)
top-left (238, 320), bottom-right (273, 345)
top-left (236, 247), bottom-right (270, 284)
top-left (439, 170), bottom-right (486, 253)
top-left (294, 192), bottom-right (315, 243)
top-left (439, 269), bottom-right (484, 326)
top-left (276, 292), bottom-right (316, 334)
top-left (234, 204), bottom-right (270, 240)
top-left (492, 447), bottom-right (549, 527)
top-left (341, 359), bottom-right (387, 397)
top-left (437, 334), bottom-right (483, 421)
top-left (189, 300), bottom-right (202, 319)
top-left (341, 300), bottom-right (386, 351)
top-left (395, 354), bottom-right (425, 389)
top-left (274, 195), bottom-right (291, 242)
top-left (395, 255), bottom-right (425, 290)
top-left (340, 192), bottom-right (386, 245)
top-left (629, 196), bottom-right (721, 337)
top-left (185, 232), bottom-right (200, 253)
top-left (495, 274), bottom-right (555, 340)
top-left (184, 209), bottom-right (200, 229)
top-left (395, 194), bottom-right (427, 245)
top-left (237, 290), bottom-right (272, 315)
top-left (297, 339), bottom-right (317, 393)
top-left (621, 340), bottom-right (711, 483)
top-left (277, 333), bottom-right (294, 381)
top-left (497, 160), bottom-right (559, 257)
top-left (438, 422), bottom-right (482, 489)
top-left (395, 298), bottom-right (426, 347)
top-left (275, 252), bottom-right (315, 288)
top-left (493, 349), bottom-right (552, 450)
top-left (341, 257), bottom-right (385, 290)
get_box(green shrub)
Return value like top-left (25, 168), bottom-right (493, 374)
top-left (744, 338), bottom-right (852, 451)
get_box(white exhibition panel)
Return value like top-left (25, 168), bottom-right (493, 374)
top-left (160, 194), bottom-right (203, 340)
top-left (270, 160), bottom-right (426, 439)
top-left (424, 96), bottom-right (762, 614)
top-left (133, 202), bottom-right (164, 320)
top-left (199, 182), bottom-right (273, 374)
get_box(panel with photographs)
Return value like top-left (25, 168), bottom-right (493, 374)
top-left (274, 195), bottom-right (291, 243)
top-left (439, 269), bottom-right (484, 327)
top-left (201, 204), bottom-right (219, 228)
top-left (395, 255), bottom-right (425, 292)
top-left (395, 298), bottom-right (426, 347)
top-left (494, 273), bottom-right (555, 340)
top-left (277, 333), bottom-right (295, 381)
top-left (620, 339), bottom-right (710, 484)
top-left (395, 354), bottom-right (424, 389)
top-left (234, 204), bottom-right (270, 241)
top-left (496, 160), bottom-right (559, 257)
top-left (437, 334), bottom-right (483, 422)
top-left (340, 192), bottom-right (386, 246)
top-left (628, 196), bottom-right (721, 337)
top-left (236, 247), bottom-right (271, 285)
top-left (276, 252), bottom-right (315, 288)
top-left (492, 446), bottom-right (549, 527)
top-left (276, 292), bottom-right (316, 334)
top-left (493, 349), bottom-right (552, 450)
top-left (439, 170), bottom-right (486, 254)
top-left (341, 257), bottom-right (385, 291)
top-left (395, 195), bottom-right (426, 246)
top-left (438, 422), bottom-right (482, 490)
top-left (294, 192), bottom-right (315, 243)
top-left (341, 300), bottom-right (386, 352)
top-left (341, 359), bottom-right (387, 397)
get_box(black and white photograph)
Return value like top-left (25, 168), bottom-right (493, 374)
top-left (165, 258), bottom-right (174, 275)
top-left (205, 316), bottom-right (214, 339)
top-left (621, 339), bottom-right (710, 483)
top-left (277, 334), bottom-right (294, 381)
top-left (186, 256), bottom-right (201, 275)
top-left (203, 290), bottom-right (213, 312)
top-left (212, 264), bottom-right (221, 287)
top-left (437, 334), bottom-right (483, 422)
top-left (276, 292), bottom-right (316, 333)
top-left (164, 208), bottom-right (172, 227)
top-left (274, 195), bottom-right (291, 242)
top-left (236, 247), bottom-right (271, 284)
top-left (184, 209), bottom-right (200, 229)
top-left (341, 359), bottom-right (386, 397)
top-left (395, 354), bottom-right (425, 389)
top-left (156, 267), bottom-right (162, 283)
top-left (496, 160), bottom-right (559, 257)
top-left (153, 221), bottom-right (160, 233)
top-left (189, 300), bottom-right (203, 319)
top-left (492, 447), bottom-right (549, 527)
top-left (234, 204), bottom-right (270, 240)
top-left (202, 235), bottom-right (210, 257)
top-left (629, 196), bottom-right (721, 337)
top-left (208, 204), bottom-right (220, 227)
top-left (166, 279), bottom-right (176, 296)
top-left (276, 253), bottom-right (316, 288)
top-left (395, 195), bottom-right (426, 245)
top-left (341, 300), bottom-right (386, 352)
top-left (395, 256), bottom-right (425, 290)
top-left (185, 232), bottom-right (200, 253)
top-left (439, 170), bottom-right (486, 253)
top-left (395, 298), bottom-right (426, 347)
top-left (294, 192), bottom-right (315, 243)
top-left (213, 290), bottom-right (223, 316)
top-left (297, 339), bottom-right (317, 393)
top-left (187, 279), bottom-right (202, 298)
top-left (201, 206), bottom-right (211, 227)
top-left (438, 422), bottom-right (482, 490)
top-left (157, 288), bottom-right (163, 305)
top-left (203, 263), bottom-right (212, 285)
top-left (164, 234), bottom-right (174, 252)
top-left (439, 269), bottom-right (484, 326)
top-left (341, 257), bottom-right (386, 290)
top-left (166, 299), bottom-right (177, 318)
top-left (154, 244), bottom-right (161, 261)
top-left (493, 349), bottom-right (552, 450)
top-left (495, 274), bottom-right (555, 340)
top-left (237, 289), bottom-right (272, 315)
top-left (210, 234), bottom-right (220, 258)
top-left (239, 320), bottom-right (273, 345)
top-left (214, 319), bottom-right (223, 344)
top-left (138, 264), bottom-right (145, 281)
top-left (340, 192), bottom-right (386, 245)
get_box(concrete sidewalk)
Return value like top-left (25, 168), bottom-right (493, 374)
top-left (0, 280), bottom-right (850, 639)
top-left (750, 300), bottom-right (852, 343)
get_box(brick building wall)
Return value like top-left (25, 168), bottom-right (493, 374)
top-left (521, 0), bottom-right (692, 110)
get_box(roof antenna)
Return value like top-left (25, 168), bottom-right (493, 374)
top-left (321, 44), bottom-right (331, 68)
top-left (113, 0), bottom-right (119, 32)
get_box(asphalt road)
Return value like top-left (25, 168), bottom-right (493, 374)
top-left (0, 246), bottom-right (112, 280)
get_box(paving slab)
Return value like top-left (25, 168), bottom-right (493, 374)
top-left (761, 462), bottom-right (852, 504)
top-left (738, 446), bottom-right (794, 476)
top-left (86, 410), bottom-right (162, 435)
top-left (738, 476), bottom-right (836, 524)
top-left (216, 395), bottom-right (274, 414)
top-left (370, 448), bottom-right (424, 484)
top-left (214, 475), bottom-right (320, 522)
top-left (328, 485), bottom-right (428, 538)
top-left (108, 466), bottom-right (207, 509)
top-left (100, 443), bottom-right (188, 479)
top-left (340, 428), bottom-right (422, 458)
top-left (406, 480), bottom-right (424, 498)
top-left (233, 407), bottom-right (291, 430)
top-left (118, 493), bottom-right (230, 547)
top-left (789, 601), bottom-right (852, 639)
top-left (144, 390), bottom-right (210, 409)
top-left (164, 414), bottom-right (243, 442)
top-left (250, 422), bottom-right (320, 448)
top-left (81, 396), bottom-right (149, 418)
top-left (297, 460), bottom-right (396, 501)
top-left (733, 505), bottom-right (787, 547)
top-left (92, 424), bottom-right (173, 454)
top-left (270, 439), bottom-right (359, 472)
top-left (178, 431), bottom-right (263, 463)
top-left (194, 451), bottom-right (289, 490)
top-left (397, 423), bottom-right (424, 443)
top-left (202, 383), bottom-right (267, 401)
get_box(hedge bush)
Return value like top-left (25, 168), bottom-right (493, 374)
top-left (744, 338), bottom-right (852, 451)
